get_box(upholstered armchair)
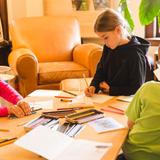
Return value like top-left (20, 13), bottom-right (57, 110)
top-left (8, 16), bottom-right (102, 96)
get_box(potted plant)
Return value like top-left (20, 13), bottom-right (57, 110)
top-left (119, 0), bottom-right (160, 31)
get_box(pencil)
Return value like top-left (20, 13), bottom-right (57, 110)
top-left (82, 73), bottom-right (89, 87)
top-left (0, 137), bottom-right (17, 147)
top-left (57, 106), bottom-right (94, 110)
top-left (101, 108), bottom-right (124, 115)
top-left (108, 105), bottom-right (124, 113)
top-left (62, 90), bottom-right (77, 96)
top-left (60, 99), bottom-right (72, 102)
top-left (0, 129), bottom-right (10, 132)
top-left (55, 96), bottom-right (74, 99)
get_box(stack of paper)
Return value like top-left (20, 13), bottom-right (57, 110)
top-left (15, 125), bottom-right (112, 160)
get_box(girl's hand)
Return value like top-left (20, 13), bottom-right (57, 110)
top-left (84, 86), bottom-right (96, 97)
top-left (8, 100), bottom-right (31, 118)
top-left (17, 100), bottom-right (31, 116)
top-left (99, 81), bottom-right (110, 93)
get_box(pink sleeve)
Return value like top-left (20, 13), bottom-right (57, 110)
top-left (0, 106), bottom-right (9, 116)
top-left (0, 80), bottom-right (23, 104)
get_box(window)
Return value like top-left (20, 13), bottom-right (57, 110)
top-left (145, 18), bottom-right (160, 46)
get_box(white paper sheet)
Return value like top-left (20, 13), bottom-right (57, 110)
top-left (15, 125), bottom-right (112, 160)
top-left (28, 89), bottom-right (61, 97)
top-left (154, 68), bottom-right (160, 81)
top-left (72, 93), bottom-right (113, 105)
top-left (89, 117), bottom-right (125, 133)
top-left (116, 95), bottom-right (134, 102)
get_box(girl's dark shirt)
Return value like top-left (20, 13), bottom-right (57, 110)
top-left (90, 36), bottom-right (150, 96)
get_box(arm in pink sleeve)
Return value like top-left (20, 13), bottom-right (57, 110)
top-left (0, 80), bottom-right (23, 105)
top-left (0, 106), bottom-right (9, 116)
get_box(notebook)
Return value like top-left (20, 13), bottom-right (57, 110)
top-left (15, 125), bottom-right (112, 160)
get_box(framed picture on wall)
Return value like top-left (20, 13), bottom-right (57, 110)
top-left (72, 0), bottom-right (89, 11)
top-left (93, 0), bottom-right (110, 10)
top-left (0, 18), bottom-right (4, 42)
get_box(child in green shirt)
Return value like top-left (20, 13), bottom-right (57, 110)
top-left (121, 81), bottom-right (160, 160)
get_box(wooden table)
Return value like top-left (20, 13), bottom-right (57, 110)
top-left (0, 90), bottom-right (129, 160)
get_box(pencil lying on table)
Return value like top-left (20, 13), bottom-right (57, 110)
top-left (107, 105), bottom-right (124, 112)
top-left (101, 105), bottom-right (124, 115)
top-left (0, 137), bottom-right (17, 147)
top-left (62, 90), bottom-right (77, 96)
top-left (101, 108), bottom-right (124, 115)
top-left (0, 129), bottom-right (10, 132)
top-left (57, 106), bottom-right (94, 111)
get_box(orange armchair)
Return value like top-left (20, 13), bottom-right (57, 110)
top-left (8, 16), bottom-right (102, 96)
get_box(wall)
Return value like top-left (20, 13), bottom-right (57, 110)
top-left (6, 0), bottom-right (157, 56)
top-left (7, 0), bottom-right (43, 23)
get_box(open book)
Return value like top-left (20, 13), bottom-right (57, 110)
top-left (15, 125), bottom-right (112, 160)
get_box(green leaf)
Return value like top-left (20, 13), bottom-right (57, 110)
top-left (139, 0), bottom-right (160, 25)
top-left (119, 0), bottom-right (134, 31)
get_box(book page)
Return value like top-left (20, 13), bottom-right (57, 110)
top-left (15, 126), bottom-right (73, 160)
top-left (15, 125), bottom-right (112, 160)
top-left (89, 117), bottom-right (125, 133)
top-left (58, 139), bottom-right (112, 160)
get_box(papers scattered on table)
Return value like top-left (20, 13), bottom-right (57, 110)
top-left (71, 93), bottom-right (113, 105)
top-left (28, 99), bottom-right (54, 109)
top-left (15, 125), bottom-right (112, 160)
top-left (89, 117), bottom-right (125, 133)
top-left (88, 94), bottom-right (114, 104)
top-left (116, 95), bottom-right (134, 102)
top-left (154, 68), bottom-right (160, 81)
top-left (28, 89), bottom-right (61, 97)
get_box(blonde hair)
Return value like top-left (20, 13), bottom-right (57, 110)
top-left (94, 8), bottom-right (129, 34)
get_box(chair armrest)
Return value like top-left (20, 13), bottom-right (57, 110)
top-left (8, 48), bottom-right (39, 96)
top-left (73, 43), bottom-right (102, 76)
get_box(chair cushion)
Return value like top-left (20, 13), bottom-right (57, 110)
top-left (38, 62), bottom-right (89, 85)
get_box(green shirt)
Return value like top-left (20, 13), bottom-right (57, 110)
top-left (123, 81), bottom-right (160, 160)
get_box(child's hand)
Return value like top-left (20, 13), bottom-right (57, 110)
top-left (99, 81), bottom-right (110, 93)
top-left (17, 100), bottom-right (31, 116)
top-left (8, 100), bottom-right (31, 118)
top-left (84, 86), bottom-right (95, 97)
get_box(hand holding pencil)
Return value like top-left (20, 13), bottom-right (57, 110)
top-left (83, 74), bottom-right (95, 97)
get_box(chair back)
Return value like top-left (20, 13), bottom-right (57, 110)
top-left (10, 16), bottom-right (81, 62)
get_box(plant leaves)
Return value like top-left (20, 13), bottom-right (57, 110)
top-left (119, 0), bottom-right (134, 31)
top-left (139, 0), bottom-right (160, 25)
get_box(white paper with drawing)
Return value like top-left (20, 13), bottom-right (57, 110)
top-left (72, 93), bottom-right (113, 105)
top-left (15, 125), bottom-right (112, 160)
top-left (89, 117), bottom-right (125, 133)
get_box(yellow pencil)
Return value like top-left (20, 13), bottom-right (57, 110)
top-left (0, 137), bottom-right (17, 147)
top-left (82, 73), bottom-right (89, 87)
top-left (0, 129), bottom-right (10, 132)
